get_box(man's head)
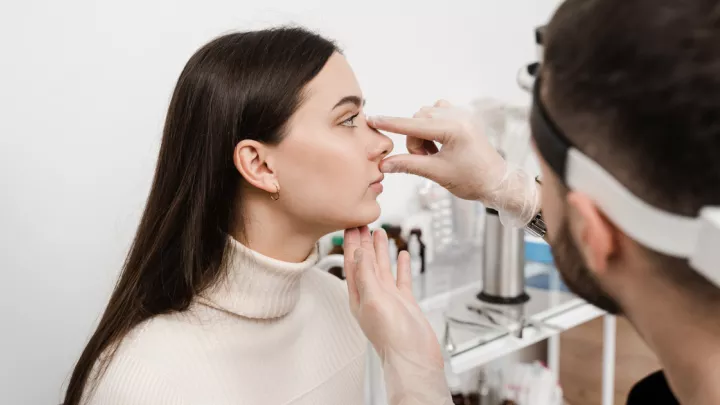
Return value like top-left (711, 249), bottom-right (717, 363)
top-left (537, 0), bottom-right (720, 314)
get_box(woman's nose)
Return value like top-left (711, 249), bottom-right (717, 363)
top-left (368, 129), bottom-right (394, 161)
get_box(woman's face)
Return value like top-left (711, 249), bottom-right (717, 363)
top-left (272, 52), bottom-right (393, 232)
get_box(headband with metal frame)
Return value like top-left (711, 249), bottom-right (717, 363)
top-left (529, 75), bottom-right (720, 286)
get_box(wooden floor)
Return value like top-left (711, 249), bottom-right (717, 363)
top-left (560, 317), bottom-right (661, 405)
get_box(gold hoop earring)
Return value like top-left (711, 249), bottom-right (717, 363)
top-left (270, 184), bottom-right (280, 201)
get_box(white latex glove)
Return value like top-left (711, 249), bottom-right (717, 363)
top-left (343, 226), bottom-right (453, 405)
top-left (369, 101), bottom-right (541, 227)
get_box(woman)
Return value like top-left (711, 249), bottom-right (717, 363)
top-left (64, 26), bottom-right (393, 405)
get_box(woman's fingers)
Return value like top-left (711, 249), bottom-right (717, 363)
top-left (343, 228), bottom-right (361, 311)
top-left (396, 250), bottom-right (414, 299)
top-left (358, 226), bottom-right (377, 262)
top-left (346, 227), bottom-right (419, 309)
top-left (372, 228), bottom-right (396, 285)
top-left (353, 248), bottom-right (381, 303)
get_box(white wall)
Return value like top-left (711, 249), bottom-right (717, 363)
top-left (0, 1), bottom-right (560, 403)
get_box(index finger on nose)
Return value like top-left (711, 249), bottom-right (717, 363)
top-left (367, 116), bottom-right (453, 144)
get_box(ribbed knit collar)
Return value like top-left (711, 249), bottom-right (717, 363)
top-left (198, 237), bottom-right (319, 319)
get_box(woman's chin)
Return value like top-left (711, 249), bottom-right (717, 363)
top-left (342, 202), bottom-right (381, 229)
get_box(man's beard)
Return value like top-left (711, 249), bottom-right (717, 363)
top-left (550, 217), bottom-right (623, 315)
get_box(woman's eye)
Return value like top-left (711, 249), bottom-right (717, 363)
top-left (341, 113), bottom-right (360, 128)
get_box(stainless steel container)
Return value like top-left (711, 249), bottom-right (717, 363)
top-left (478, 208), bottom-right (529, 304)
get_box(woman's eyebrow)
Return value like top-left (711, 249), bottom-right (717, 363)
top-left (332, 95), bottom-right (366, 110)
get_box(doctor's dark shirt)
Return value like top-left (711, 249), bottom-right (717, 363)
top-left (626, 370), bottom-right (680, 405)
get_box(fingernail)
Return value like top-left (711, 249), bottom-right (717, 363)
top-left (354, 249), bottom-right (363, 262)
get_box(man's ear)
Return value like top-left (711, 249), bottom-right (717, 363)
top-left (566, 192), bottom-right (617, 275)
top-left (233, 140), bottom-right (278, 193)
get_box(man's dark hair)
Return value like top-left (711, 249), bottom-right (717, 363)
top-left (542, 0), bottom-right (720, 295)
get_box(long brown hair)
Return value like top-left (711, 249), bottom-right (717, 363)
top-left (63, 27), bottom-right (337, 405)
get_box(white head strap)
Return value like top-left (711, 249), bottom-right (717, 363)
top-left (531, 77), bottom-right (720, 286)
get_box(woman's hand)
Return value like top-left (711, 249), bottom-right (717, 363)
top-left (369, 101), bottom-right (541, 227)
top-left (343, 226), bottom-right (453, 405)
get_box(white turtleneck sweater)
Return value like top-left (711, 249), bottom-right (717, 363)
top-left (82, 238), bottom-right (367, 405)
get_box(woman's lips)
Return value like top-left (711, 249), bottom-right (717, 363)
top-left (369, 175), bottom-right (384, 194)
top-left (369, 182), bottom-right (384, 194)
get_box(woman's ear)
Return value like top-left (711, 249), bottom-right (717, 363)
top-left (566, 191), bottom-right (617, 276)
top-left (233, 140), bottom-right (277, 193)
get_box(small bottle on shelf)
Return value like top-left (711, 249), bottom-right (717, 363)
top-left (382, 223), bottom-right (408, 253)
top-left (409, 228), bottom-right (426, 274)
top-left (475, 368), bottom-right (491, 405)
top-left (451, 391), bottom-right (466, 405)
top-left (327, 235), bottom-right (344, 280)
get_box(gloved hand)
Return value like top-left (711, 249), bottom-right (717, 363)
top-left (343, 226), bottom-right (453, 405)
top-left (369, 101), bottom-right (541, 227)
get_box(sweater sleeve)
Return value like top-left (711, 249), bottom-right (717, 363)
top-left (83, 353), bottom-right (187, 405)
